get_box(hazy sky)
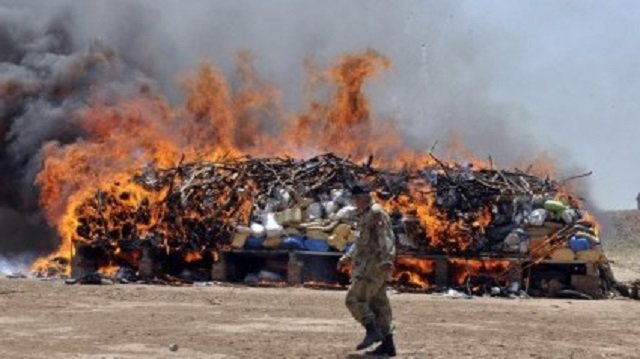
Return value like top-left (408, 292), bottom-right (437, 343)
top-left (460, 1), bottom-right (640, 209)
top-left (3, 0), bottom-right (639, 211)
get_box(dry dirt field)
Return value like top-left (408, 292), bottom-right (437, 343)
top-left (0, 277), bottom-right (638, 359)
top-left (0, 210), bottom-right (638, 359)
top-left (603, 210), bottom-right (640, 283)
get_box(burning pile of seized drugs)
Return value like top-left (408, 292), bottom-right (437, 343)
top-left (25, 49), bottom-right (622, 298)
top-left (33, 150), bottom-right (615, 297)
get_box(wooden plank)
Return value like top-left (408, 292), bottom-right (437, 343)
top-left (211, 251), bottom-right (227, 281)
top-left (434, 257), bottom-right (449, 287)
top-left (287, 252), bottom-right (303, 285)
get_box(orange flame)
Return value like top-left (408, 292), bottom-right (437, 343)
top-left (184, 251), bottom-right (203, 263)
top-left (30, 48), bottom-right (590, 277)
top-left (392, 257), bottom-right (435, 289)
top-left (448, 259), bottom-right (512, 286)
top-left (98, 265), bottom-right (120, 277)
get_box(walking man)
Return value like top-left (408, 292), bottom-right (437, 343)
top-left (338, 182), bottom-right (397, 356)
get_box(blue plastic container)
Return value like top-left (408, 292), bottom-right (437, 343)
top-left (568, 236), bottom-right (591, 252)
top-left (281, 236), bottom-right (306, 250)
top-left (303, 239), bottom-right (330, 252)
top-left (244, 236), bottom-right (265, 250)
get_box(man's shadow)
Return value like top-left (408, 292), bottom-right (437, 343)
top-left (344, 354), bottom-right (384, 358)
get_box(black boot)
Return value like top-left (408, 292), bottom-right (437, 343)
top-left (356, 323), bottom-right (383, 350)
top-left (366, 334), bottom-right (397, 357)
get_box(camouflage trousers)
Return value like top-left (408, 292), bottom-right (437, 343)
top-left (345, 275), bottom-right (393, 336)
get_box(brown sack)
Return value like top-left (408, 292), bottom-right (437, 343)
top-left (549, 248), bottom-right (575, 261)
top-left (231, 232), bottom-right (250, 249)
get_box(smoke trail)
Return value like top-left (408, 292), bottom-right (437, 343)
top-left (0, 253), bottom-right (35, 276)
top-left (0, 3), bottom-right (156, 253)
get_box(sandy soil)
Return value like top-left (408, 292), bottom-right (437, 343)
top-left (602, 210), bottom-right (640, 283)
top-left (607, 249), bottom-right (640, 283)
top-left (0, 278), bottom-right (639, 359)
top-left (603, 210), bottom-right (640, 249)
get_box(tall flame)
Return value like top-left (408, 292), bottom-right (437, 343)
top-left (31, 49), bottom-right (571, 276)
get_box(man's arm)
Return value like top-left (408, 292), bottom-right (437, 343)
top-left (339, 241), bottom-right (357, 264)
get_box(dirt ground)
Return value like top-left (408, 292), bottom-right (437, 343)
top-left (0, 276), bottom-right (638, 359)
top-left (603, 210), bottom-right (640, 283)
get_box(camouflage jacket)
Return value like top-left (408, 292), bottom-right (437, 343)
top-left (345, 203), bottom-right (396, 279)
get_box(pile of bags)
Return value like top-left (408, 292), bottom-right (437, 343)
top-left (228, 188), bottom-right (605, 264)
top-left (231, 188), bottom-right (358, 253)
top-left (517, 198), bottom-right (604, 262)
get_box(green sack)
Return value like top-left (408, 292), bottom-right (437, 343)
top-left (544, 200), bottom-right (568, 214)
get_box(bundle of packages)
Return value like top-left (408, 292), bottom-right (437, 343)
top-left (67, 154), bottom-right (402, 274)
top-left (426, 156), bottom-right (600, 260)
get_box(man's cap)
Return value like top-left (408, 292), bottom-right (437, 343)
top-left (350, 181), bottom-right (373, 195)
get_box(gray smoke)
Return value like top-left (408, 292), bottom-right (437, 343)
top-left (55, 0), bottom-right (543, 160)
top-left (0, 1), bottom-right (155, 253)
top-left (0, 0), bottom-right (601, 255)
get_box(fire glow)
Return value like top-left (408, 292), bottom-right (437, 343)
top-left (449, 259), bottom-right (512, 286)
top-left (30, 49), bottom-right (580, 283)
top-left (393, 258), bottom-right (435, 289)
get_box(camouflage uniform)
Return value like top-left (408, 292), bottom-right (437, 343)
top-left (343, 203), bottom-right (396, 336)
